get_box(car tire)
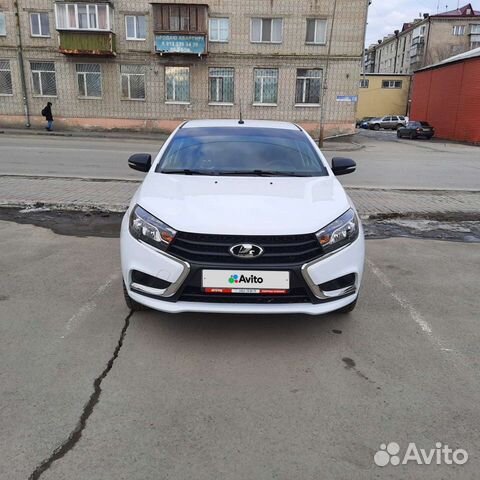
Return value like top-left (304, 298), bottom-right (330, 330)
top-left (373, 124), bottom-right (380, 131)
top-left (396, 124), bottom-right (403, 130)
top-left (123, 281), bottom-right (149, 312)
top-left (336, 298), bottom-right (357, 314)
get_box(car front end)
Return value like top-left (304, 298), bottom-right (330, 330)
top-left (121, 205), bottom-right (364, 316)
top-left (120, 120), bottom-right (365, 316)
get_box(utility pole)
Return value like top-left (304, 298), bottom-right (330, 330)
top-left (14, 1), bottom-right (31, 128)
top-left (318, 0), bottom-right (338, 147)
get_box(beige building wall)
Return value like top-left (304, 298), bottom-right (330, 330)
top-left (357, 74), bottom-right (411, 119)
top-left (425, 19), bottom-right (477, 65)
top-left (0, 0), bottom-right (369, 137)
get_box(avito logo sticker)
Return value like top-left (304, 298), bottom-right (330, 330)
top-left (229, 274), bottom-right (264, 285)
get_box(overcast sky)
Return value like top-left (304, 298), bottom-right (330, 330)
top-left (365, 0), bottom-right (480, 46)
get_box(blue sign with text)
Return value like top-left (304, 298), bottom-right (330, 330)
top-left (336, 95), bottom-right (358, 103)
top-left (155, 35), bottom-right (206, 55)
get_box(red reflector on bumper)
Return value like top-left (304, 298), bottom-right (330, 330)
top-left (204, 288), bottom-right (288, 295)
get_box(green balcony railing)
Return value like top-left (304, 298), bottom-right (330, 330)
top-left (58, 31), bottom-right (116, 56)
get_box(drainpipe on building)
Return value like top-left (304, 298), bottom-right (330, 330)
top-left (422, 14), bottom-right (432, 68)
top-left (14, 1), bottom-right (31, 128)
top-left (376, 40), bottom-right (382, 72)
top-left (318, 0), bottom-right (338, 147)
top-left (393, 30), bottom-right (400, 72)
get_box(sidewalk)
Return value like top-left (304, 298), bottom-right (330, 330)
top-left (0, 127), bottom-right (362, 152)
top-left (0, 175), bottom-right (478, 218)
top-left (0, 126), bottom-right (170, 142)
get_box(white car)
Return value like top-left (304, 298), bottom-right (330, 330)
top-left (121, 120), bottom-right (365, 316)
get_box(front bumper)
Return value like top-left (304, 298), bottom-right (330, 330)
top-left (120, 215), bottom-right (365, 315)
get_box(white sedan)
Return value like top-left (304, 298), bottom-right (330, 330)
top-left (121, 119), bottom-right (365, 315)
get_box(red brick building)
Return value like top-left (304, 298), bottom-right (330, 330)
top-left (410, 47), bottom-right (480, 144)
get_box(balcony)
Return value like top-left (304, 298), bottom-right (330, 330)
top-left (152, 3), bottom-right (208, 56)
top-left (411, 36), bottom-right (425, 46)
top-left (58, 31), bottom-right (116, 56)
top-left (54, 2), bottom-right (115, 56)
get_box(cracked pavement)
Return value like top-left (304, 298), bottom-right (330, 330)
top-left (1, 129), bottom-right (479, 479)
top-left (0, 221), bottom-right (479, 480)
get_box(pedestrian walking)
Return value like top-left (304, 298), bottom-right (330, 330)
top-left (41, 102), bottom-right (54, 131)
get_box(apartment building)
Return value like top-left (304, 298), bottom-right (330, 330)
top-left (0, 0), bottom-right (369, 136)
top-left (365, 3), bottom-right (480, 74)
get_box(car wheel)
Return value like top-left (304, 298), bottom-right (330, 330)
top-left (336, 298), bottom-right (357, 314)
top-left (373, 124), bottom-right (380, 131)
top-left (123, 281), bottom-right (149, 312)
top-left (396, 124), bottom-right (403, 130)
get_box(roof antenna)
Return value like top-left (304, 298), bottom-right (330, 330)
top-left (238, 100), bottom-right (245, 125)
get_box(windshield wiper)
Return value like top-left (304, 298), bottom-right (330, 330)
top-left (161, 169), bottom-right (215, 176)
top-left (218, 170), bottom-right (312, 177)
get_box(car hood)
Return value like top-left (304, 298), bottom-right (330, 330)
top-left (135, 174), bottom-right (351, 235)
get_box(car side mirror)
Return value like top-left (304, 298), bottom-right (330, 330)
top-left (128, 153), bottom-right (152, 172)
top-left (331, 157), bottom-right (356, 176)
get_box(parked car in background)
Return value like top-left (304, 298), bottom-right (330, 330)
top-left (356, 117), bottom-right (374, 128)
top-left (397, 121), bottom-right (435, 139)
top-left (368, 115), bottom-right (408, 131)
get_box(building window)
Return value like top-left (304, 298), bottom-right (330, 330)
top-left (165, 66), bottom-right (190, 103)
top-left (153, 5), bottom-right (207, 33)
top-left (55, 4), bottom-right (112, 31)
top-left (295, 69), bottom-right (321, 104)
top-left (471, 24), bottom-right (480, 34)
top-left (0, 60), bottom-right (13, 95)
top-left (31, 62), bottom-right (56, 96)
top-left (382, 80), bottom-right (402, 89)
top-left (209, 18), bottom-right (229, 42)
top-left (76, 64), bottom-right (102, 98)
top-left (30, 13), bottom-right (50, 37)
top-left (306, 19), bottom-right (327, 44)
top-left (209, 68), bottom-right (234, 103)
top-left (359, 79), bottom-right (369, 88)
top-left (251, 18), bottom-right (283, 43)
top-left (254, 68), bottom-right (278, 104)
top-left (121, 65), bottom-right (145, 100)
top-left (453, 25), bottom-right (466, 36)
top-left (0, 12), bottom-right (6, 36)
top-left (125, 15), bottom-right (147, 40)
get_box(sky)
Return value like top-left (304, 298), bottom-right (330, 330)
top-left (365, 0), bottom-right (480, 46)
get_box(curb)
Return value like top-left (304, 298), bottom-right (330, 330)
top-left (0, 128), bottom-right (363, 149)
top-left (0, 129), bottom-right (170, 142)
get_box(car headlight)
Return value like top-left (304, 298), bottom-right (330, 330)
top-left (316, 209), bottom-right (359, 254)
top-left (129, 205), bottom-right (176, 251)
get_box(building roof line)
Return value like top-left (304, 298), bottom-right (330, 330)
top-left (416, 46), bottom-right (480, 72)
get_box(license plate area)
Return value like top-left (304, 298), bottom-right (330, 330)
top-left (202, 270), bottom-right (290, 295)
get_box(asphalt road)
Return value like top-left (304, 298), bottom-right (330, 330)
top-left (1, 220), bottom-right (479, 479)
top-left (1, 130), bottom-right (479, 189)
top-left (337, 130), bottom-right (480, 190)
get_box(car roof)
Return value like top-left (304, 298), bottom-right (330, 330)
top-left (182, 119), bottom-right (300, 130)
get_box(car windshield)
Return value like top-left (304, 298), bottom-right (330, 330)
top-left (156, 127), bottom-right (328, 177)
top-left (420, 122), bottom-right (431, 127)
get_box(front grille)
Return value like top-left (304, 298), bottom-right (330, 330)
top-left (168, 232), bottom-right (324, 265)
top-left (179, 286), bottom-right (312, 304)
